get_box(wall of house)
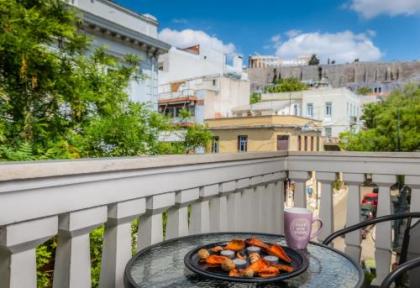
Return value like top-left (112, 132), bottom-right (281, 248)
top-left (204, 77), bottom-right (250, 119)
top-left (259, 88), bottom-right (361, 137)
top-left (158, 47), bottom-right (226, 85)
top-left (210, 128), bottom-right (322, 153)
top-left (302, 88), bottom-right (361, 137)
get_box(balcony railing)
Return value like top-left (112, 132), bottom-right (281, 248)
top-left (0, 152), bottom-right (419, 287)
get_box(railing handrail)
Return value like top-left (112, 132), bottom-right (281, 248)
top-left (1, 151), bottom-right (420, 182)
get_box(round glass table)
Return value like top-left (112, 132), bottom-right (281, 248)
top-left (125, 233), bottom-right (365, 288)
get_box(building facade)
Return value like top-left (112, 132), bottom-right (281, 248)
top-left (206, 116), bottom-right (323, 153)
top-left (158, 45), bottom-right (246, 85)
top-left (158, 74), bottom-right (250, 125)
top-left (68, 0), bottom-right (170, 109)
top-left (233, 87), bottom-right (361, 139)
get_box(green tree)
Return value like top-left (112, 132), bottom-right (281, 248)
top-left (356, 86), bottom-right (372, 95)
top-left (0, 0), bottom-right (169, 160)
top-left (308, 54), bottom-right (320, 65)
top-left (265, 78), bottom-right (307, 93)
top-left (250, 92), bottom-right (261, 104)
top-left (184, 124), bottom-right (213, 154)
top-left (340, 84), bottom-right (420, 152)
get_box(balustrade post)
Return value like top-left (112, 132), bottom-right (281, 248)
top-left (138, 193), bottom-right (175, 250)
top-left (273, 179), bottom-right (285, 235)
top-left (0, 217), bottom-right (57, 288)
top-left (289, 171), bottom-right (309, 208)
top-left (227, 180), bottom-right (243, 232)
top-left (99, 199), bottom-right (146, 288)
top-left (343, 174), bottom-right (364, 262)
top-left (371, 174), bottom-right (394, 286)
top-left (316, 172), bottom-right (336, 242)
top-left (210, 183), bottom-right (232, 232)
top-left (167, 188), bottom-right (199, 239)
top-left (189, 185), bottom-right (218, 234)
top-left (250, 176), bottom-right (264, 232)
top-left (53, 207), bottom-right (107, 288)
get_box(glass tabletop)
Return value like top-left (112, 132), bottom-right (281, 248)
top-left (125, 233), bottom-right (364, 288)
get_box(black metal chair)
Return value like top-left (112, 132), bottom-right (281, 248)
top-left (379, 257), bottom-right (420, 288)
top-left (322, 212), bottom-right (420, 288)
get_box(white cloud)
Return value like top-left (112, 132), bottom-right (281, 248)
top-left (158, 28), bottom-right (237, 55)
top-left (285, 29), bottom-right (302, 38)
top-left (274, 30), bottom-right (382, 63)
top-left (270, 34), bottom-right (281, 48)
top-left (349, 0), bottom-right (420, 19)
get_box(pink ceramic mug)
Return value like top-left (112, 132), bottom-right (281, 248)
top-left (284, 208), bottom-right (323, 250)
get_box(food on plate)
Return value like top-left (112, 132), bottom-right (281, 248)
top-left (220, 250), bottom-right (235, 259)
top-left (205, 255), bottom-right (228, 266)
top-left (198, 248), bottom-right (210, 260)
top-left (232, 258), bottom-right (247, 269)
top-left (196, 237), bottom-right (295, 279)
top-left (263, 255), bottom-right (279, 265)
top-left (210, 246), bottom-right (223, 253)
top-left (249, 252), bottom-right (261, 264)
top-left (224, 239), bottom-right (246, 251)
top-left (221, 258), bottom-right (236, 272)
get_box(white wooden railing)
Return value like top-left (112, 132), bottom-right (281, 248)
top-left (0, 152), bottom-right (419, 288)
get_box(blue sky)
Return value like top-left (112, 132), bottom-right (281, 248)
top-left (116, 0), bottom-right (420, 64)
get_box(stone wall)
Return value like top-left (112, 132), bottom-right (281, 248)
top-left (248, 61), bottom-right (420, 91)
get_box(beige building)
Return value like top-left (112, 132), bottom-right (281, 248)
top-left (206, 115), bottom-right (323, 153)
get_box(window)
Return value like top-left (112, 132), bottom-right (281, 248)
top-left (325, 127), bottom-right (332, 138)
top-left (293, 104), bottom-right (298, 116)
top-left (311, 136), bottom-right (314, 151)
top-left (306, 103), bottom-right (314, 117)
top-left (325, 102), bottom-right (332, 117)
top-left (238, 135), bottom-right (248, 152)
top-left (304, 136), bottom-right (308, 151)
top-left (212, 79), bottom-right (217, 86)
top-left (211, 136), bottom-right (219, 153)
top-left (277, 135), bottom-right (289, 151)
top-left (316, 137), bottom-right (320, 151)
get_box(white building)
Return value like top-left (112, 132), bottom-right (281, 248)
top-left (157, 43), bottom-right (250, 126)
top-left (233, 88), bottom-right (361, 138)
top-left (158, 74), bottom-right (250, 125)
top-left (67, 0), bottom-right (170, 109)
top-left (158, 45), bottom-right (247, 85)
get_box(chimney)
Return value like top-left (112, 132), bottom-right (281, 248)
top-left (233, 56), bottom-right (243, 72)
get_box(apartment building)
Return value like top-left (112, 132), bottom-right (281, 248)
top-left (158, 74), bottom-right (250, 125)
top-left (158, 43), bottom-right (250, 126)
top-left (233, 87), bottom-right (361, 139)
top-left (68, 0), bottom-right (170, 109)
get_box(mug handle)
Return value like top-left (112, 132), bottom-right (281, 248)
top-left (310, 217), bottom-right (323, 239)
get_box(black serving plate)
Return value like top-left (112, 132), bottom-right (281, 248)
top-left (184, 240), bottom-right (308, 283)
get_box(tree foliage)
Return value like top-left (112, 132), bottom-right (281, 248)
top-left (356, 86), bottom-right (373, 95)
top-left (340, 84), bottom-right (420, 152)
top-left (250, 92), bottom-right (261, 104)
top-left (265, 78), bottom-right (307, 93)
top-left (308, 54), bottom-right (320, 65)
top-left (0, 0), bottom-right (170, 161)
